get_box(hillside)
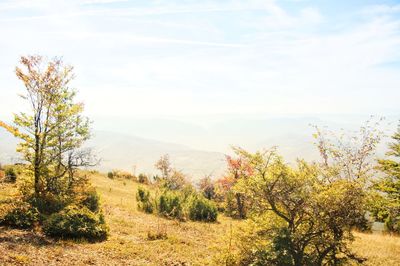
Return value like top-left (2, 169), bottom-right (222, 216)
top-left (1, 173), bottom-right (399, 265)
top-left (0, 130), bottom-right (227, 181)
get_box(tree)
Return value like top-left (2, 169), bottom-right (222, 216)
top-left (312, 118), bottom-right (382, 182)
top-left (372, 122), bottom-right (400, 232)
top-left (154, 154), bottom-right (188, 190)
top-left (0, 55), bottom-right (95, 196)
top-left (198, 175), bottom-right (215, 200)
top-left (222, 153), bottom-right (253, 219)
top-left (233, 148), bottom-right (366, 266)
top-left (230, 122), bottom-right (382, 265)
top-left (155, 154), bottom-right (172, 180)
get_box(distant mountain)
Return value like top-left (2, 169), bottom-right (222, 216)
top-left (87, 131), bottom-right (227, 181)
top-left (0, 129), bottom-right (227, 182)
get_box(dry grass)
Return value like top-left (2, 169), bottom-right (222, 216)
top-left (352, 232), bottom-right (400, 266)
top-left (0, 173), bottom-right (399, 265)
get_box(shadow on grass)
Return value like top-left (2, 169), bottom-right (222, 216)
top-left (0, 226), bottom-right (53, 247)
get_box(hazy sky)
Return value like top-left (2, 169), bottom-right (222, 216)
top-left (0, 0), bottom-right (400, 121)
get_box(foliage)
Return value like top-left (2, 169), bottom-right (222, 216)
top-left (0, 55), bottom-right (96, 197)
top-left (230, 147), bottom-right (377, 265)
top-left (230, 123), bottom-right (382, 265)
top-left (166, 170), bottom-right (190, 190)
top-left (0, 202), bottom-right (39, 229)
top-left (147, 225), bottom-right (168, 241)
top-left (137, 173), bottom-right (149, 184)
top-left (213, 176), bottom-right (235, 213)
top-left (136, 184), bottom-right (218, 222)
top-left (0, 55), bottom-right (107, 241)
top-left (5, 167), bottom-right (17, 183)
top-left (154, 154), bottom-right (188, 190)
top-left (106, 170), bottom-right (134, 179)
top-left (312, 118), bottom-right (382, 182)
top-left (80, 188), bottom-right (100, 212)
top-left (136, 187), bottom-right (154, 214)
top-left (186, 195), bottom-right (218, 222)
top-left (155, 154), bottom-right (172, 180)
top-left (27, 193), bottom-right (69, 215)
top-left (43, 205), bottom-right (108, 241)
top-left (198, 175), bottom-right (215, 200)
top-left (217, 154), bottom-right (253, 219)
top-left (22, 174), bottom-right (99, 215)
top-left (371, 122), bottom-right (400, 233)
top-left (158, 191), bottom-right (183, 220)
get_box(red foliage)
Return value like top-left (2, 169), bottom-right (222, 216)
top-left (226, 155), bottom-right (253, 179)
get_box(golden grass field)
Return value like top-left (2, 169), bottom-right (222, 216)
top-left (0, 173), bottom-right (399, 266)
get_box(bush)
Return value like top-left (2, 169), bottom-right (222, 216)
top-left (353, 213), bottom-right (373, 232)
top-left (27, 193), bottom-right (68, 215)
top-left (107, 169), bottom-right (134, 179)
top-left (137, 187), bottom-right (218, 222)
top-left (81, 189), bottom-right (100, 212)
top-left (0, 203), bottom-right (39, 229)
top-left (107, 171), bottom-right (114, 179)
top-left (187, 195), bottom-right (218, 222)
top-left (136, 187), bottom-right (154, 213)
top-left (43, 205), bottom-right (108, 241)
top-left (138, 173), bottom-right (149, 184)
top-left (120, 171), bottom-right (134, 179)
top-left (385, 215), bottom-right (400, 233)
top-left (5, 167), bottom-right (17, 183)
top-left (158, 191), bottom-right (183, 219)
top-left (147, 227), bottom-right (167, 240)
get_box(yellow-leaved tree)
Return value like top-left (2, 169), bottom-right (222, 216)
top-left (0, 55), bottom-right (107, 241)
top-left (1, 55), bottom-right (95, 197)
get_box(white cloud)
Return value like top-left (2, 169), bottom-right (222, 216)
top-left (0, 0), bottom-right (399, 121)
top-left (300, 7), bottom-right (323, 24)
top-left (362, 4), bottom-right (400, 15)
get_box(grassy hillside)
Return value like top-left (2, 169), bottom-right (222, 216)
top-left (1, 173), bottom-right (399, 265)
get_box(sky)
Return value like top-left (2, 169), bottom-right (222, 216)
top-left (0, 0), bottom-right (400, 123)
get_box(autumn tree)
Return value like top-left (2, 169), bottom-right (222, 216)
top-left (154, 154), bottom-right (188, 190)
top-left (232, 148), bottom-right (366, 265)
top-left (198, 175), bottom-right (215, 200)
top-left (312, 118), bottom-right (382, 182)
top-left (0, 55), bottom-right (95, 197)
top-left (0, 55), bottom-right (107, 241)
top-left (219, 153), bottom-right (253, 219)
top-left (229, 122), bottom-right (382, 265)
top-left (155, 154), bottom-right (172, 180)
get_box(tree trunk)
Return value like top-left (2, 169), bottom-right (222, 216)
top-left (236, 193), bottom-right (246, 219)
top-left (34, 133), bottom-right (40, 195)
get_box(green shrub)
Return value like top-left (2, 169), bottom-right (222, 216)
top-left (43, 205), bottom-right (108, 241)
top-left (107, 171), bottom-right (114, 179)
top-left (136, 187), bottom-right (154, 214)
top-left (81, 189), bottom-right (100, 212)
top-left (385, 215), bottom-right (400, 233)
top-left (5, 167), bottom-right (17, 183)
top-left (0, 203), bottom-right (39, 229)
top-left (138, 173), bottom-right (149, 184)
top-left (187, 195), bottom-right (218, 222)
top-left (158, 191), bottom-right (183, 219)
top-left (27, 193), bottom-right (68, 215)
